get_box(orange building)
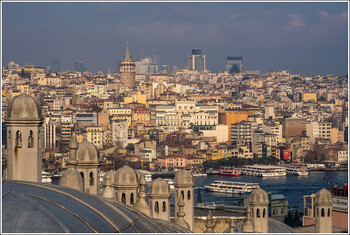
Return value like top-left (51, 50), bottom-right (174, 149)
top-left (218, 109), bottom-right (259, 141)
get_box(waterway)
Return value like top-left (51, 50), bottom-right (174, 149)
top-left (53, 170), bottom-right (347, 212)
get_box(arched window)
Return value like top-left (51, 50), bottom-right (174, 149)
top-left (122, 193), bottom-right (126, 204)
top-left (155, 201), bottom-right (159, 214)
top-left (80, 172), bottom-right (84, 180)
top-left (28, 130), bottom-right (34, 148)
top-left (181, 190), bottom-right (184, 200)
top-left (188, 190), bottom-right (191, 200)
top-left (130, 193), bottom-right (134, 205)
top-left (321, 208), bottom-right (325, 217)
top-left (263, 208), bottom-right (266, 218)
top-left (89, 172), bottom-right (94, 186)
top-left (16, 131), bottom-right (22, 148)
top-left (257, 208), bottom-right (260, 218)
top-left (328, 208), bottom-right (331, 217)
top-left (162, 201), bottom-right (166, 212)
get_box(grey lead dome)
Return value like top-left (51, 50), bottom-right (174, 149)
top-left (6, 93), bottom-right (43, 121)
top-left (76, 140), bottom-right (100, 163)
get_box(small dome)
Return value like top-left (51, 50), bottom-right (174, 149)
top-left (148, 178), bottom-right (170, 195)
top-left (315, 188), bottom-right (332, 204)
top-left (76, 140), bottom-right (100, 163)
top-left (174, 170), bottom-right (193, 187)
top-left (6, 94), bottom-right (43, 121)
top-left (250, 188), bottom-right (269, 204)
top-left (58, 169), bottom-right (84, 191)
top-left (113, 165), bottom-right (138, 187)
top-left (102, 170), bottom-right (115, 186)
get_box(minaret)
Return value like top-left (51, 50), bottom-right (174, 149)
top-left (58, 132), bottom-right (84, 191)
top-left (133, 173), bottom-right (151, 217)
top-left (174, 170), bottom-right (194, 231)
top-left (175, 194), bottom-right (190, 230)
top-left (4, 94), bottom-right (44, 182)
top-left (204, 210), bottom-right (214, 233)
top-left (120, 41), bottom-right (136, 89)
top-left (314, 188), bottom-right (333, 233)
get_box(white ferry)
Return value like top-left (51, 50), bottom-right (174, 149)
top-left (204, 180), bottom-right (259, 194)
top-left (42, 171), bottom-right (52, 183)
top-left (193, 172), bottom-right (208, 177)
top-left (241, 165), bottom-right (286, 177)
top-left (164, 178), bottom-right (175, 190)
top-left (136, 170), bottom-right (153, 182)
top-left (284, 165), bottom-right (308, 176)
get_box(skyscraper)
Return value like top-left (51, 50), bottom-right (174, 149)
top-left (120, 41), bottom-right (136, 88)
top-left (188, 48), bottom-right (205, 71)
top-left (51, 58), bottom-right (60, 73)
top-left (74, 60), bottom-right (87, 73)
top-left (226, 57), bottom-right (243, 74)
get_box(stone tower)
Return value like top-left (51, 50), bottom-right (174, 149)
top-left (76, 140), bottom-right (100, 195)
top-left (58, 132), bottom-right (84, 191)
top-left (120, 41), bottom-right (136, 89)
top-left (174, 170), bottom-right (194, 231)
top-left (249, 188), bottom-right (269, 233)
top-left (4, 94), bottom-right (44, 182)
top-left (148, 178), bottom-right (171, 221)
top-left (314, 188), bottom-right (333, 233)
top-left (113, 165), bottom-right (139, 206)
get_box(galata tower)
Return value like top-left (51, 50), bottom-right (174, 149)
top-left (120, 41), bottom-right (136, 89)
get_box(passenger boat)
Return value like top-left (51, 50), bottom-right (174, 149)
top-left (192, 172), bottom-right (208, 177)
top-left (284, 165), bottom-right (308, 176)
top-left (42, 171), bottom-right (52, 183)
top-left (204, 180), bottom-right (259, 194)
top-left (219, 167), bottom-right (241, 176)
top-left (136, 170), bottom-right (153, 182)
top-left (241, 165), bottom-right (286, 177)
top-left (163, 178), bottom-right (175, 190)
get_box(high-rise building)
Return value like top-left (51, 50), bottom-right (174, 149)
top-left (135, 57), bottom-right (159, 75)
top-left (226, 57), bottom-right (243, 74)
top-left (74, 60), bottom-right (86, 73)
top-left (120, 41), bottom-right (136, 88)
top-left (188, 48), bottom-right (205, 71)
top-left (51, 58), bottom-right (60, 73)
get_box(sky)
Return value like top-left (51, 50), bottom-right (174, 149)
top-left (2, 1), bottom-right (349, 75)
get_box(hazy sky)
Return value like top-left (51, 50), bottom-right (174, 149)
top-left (2, 2), bottom-right (348, 75)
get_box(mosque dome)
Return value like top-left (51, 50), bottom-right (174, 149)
top-left (76, 140), bottom-right (100, 163)
top-left (58, 169), bottom-right (84, 191)
top-left (113, 165), bottom-right (138, 187)
top-left (6, 94), bottom-right (43, 122)
top-left (315, 188), bottom-right (332, 204)
top-left (250, 188), bottom-right (269, 204)
top-left (174, 170), bottom-right (193, 187)
top-left (148, 178), bottom-right (171, 196)
top-left (2, 180), bottom-right (190, 233)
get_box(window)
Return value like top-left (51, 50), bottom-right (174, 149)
top-left (89, 172), bottom-right (94, 186)
top-left (188, 190), bottom-right (191, 200)
top-left (130, 193), bottom-right (134, 205)
top-left (321, 208), bottom-right (325, 217)
top-left (28, 130), bottom-right (34, 148)
top-left (122, 193), bottom-right (126, 204)
top-left (162, 201), bottom-right (166, 212)
top-left (155, 201), bottom-right (159, 214)
top-left (257, 208), bottom-right (260, 217)
top-left (16, 131), bottom-right (22, 148)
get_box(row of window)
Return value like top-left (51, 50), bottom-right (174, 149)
top-left (9, 130), bottom-right (37, 148)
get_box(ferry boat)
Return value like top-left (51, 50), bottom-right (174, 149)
top-left (241, 165), bottom-right (286, 177)
top-left (192, 172), bottom-right (208, 177)
top-left (204, 180), bottom-right (259, 194)
top-left (284, 165), bottom-right (308, 176)
top-left (136, 170), bottom-right (152, 182)
top-left (42, 171), bottom-right (52, 183)
top-left (219, 167), bottom-right (241, 176)
top-left (163, 178), bottom-right (175, 190)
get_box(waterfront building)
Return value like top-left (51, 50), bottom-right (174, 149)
top-left (120, 41), bottom-right (136, 89)
top-left (306, 121), bottom-right (320, 144)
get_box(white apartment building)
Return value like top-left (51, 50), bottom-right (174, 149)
top-left (111, 120), bottom-right (128, 148)
top-left (262, 121), bottom-right (281, 144)
top-left (319, 122), bottom-right (332, 139)
top-left (306, 121), bottom-right (319, 144)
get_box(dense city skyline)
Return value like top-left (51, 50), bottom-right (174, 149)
top-left (2, 1), bottom-right (349, 75)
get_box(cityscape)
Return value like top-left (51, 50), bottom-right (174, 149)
top-left (1, 1), bottom-right (348, 234)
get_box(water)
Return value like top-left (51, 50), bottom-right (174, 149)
top-left (53, 170), bottom-right (348, 211)
top-left (190, 171), bottom-right (348, 210)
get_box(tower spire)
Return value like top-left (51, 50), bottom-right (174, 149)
top-left (123, 40), bottom-right (133, 62)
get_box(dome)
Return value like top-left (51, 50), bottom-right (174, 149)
top-left (113, 165), bottom-right (138, 187)
top-left (6, 94), bottom-right (43, 121)
top-left (2, 180), bottom-right (190, 233)
top-left (58, 169), bottom-right (84, 191)
top-left (76, 140), bottom-right (100, 163)
top-left (250, 188), bottom-right (269, 204)
top-left (148, 178), bottom-right (171, 196)
top-left (315, 188), bottom-right (332, 204)
top-left (174, 170), bottom-right (193, 187)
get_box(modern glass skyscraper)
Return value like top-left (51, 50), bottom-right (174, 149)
top-left (51, 58), bottom-right (60, 73)
top-left (188, 48), bottom-right (205, 71)
top-left (74, 60), bottom-right (87, 73)
top-left (226, 57), bottom-right (243, 74)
